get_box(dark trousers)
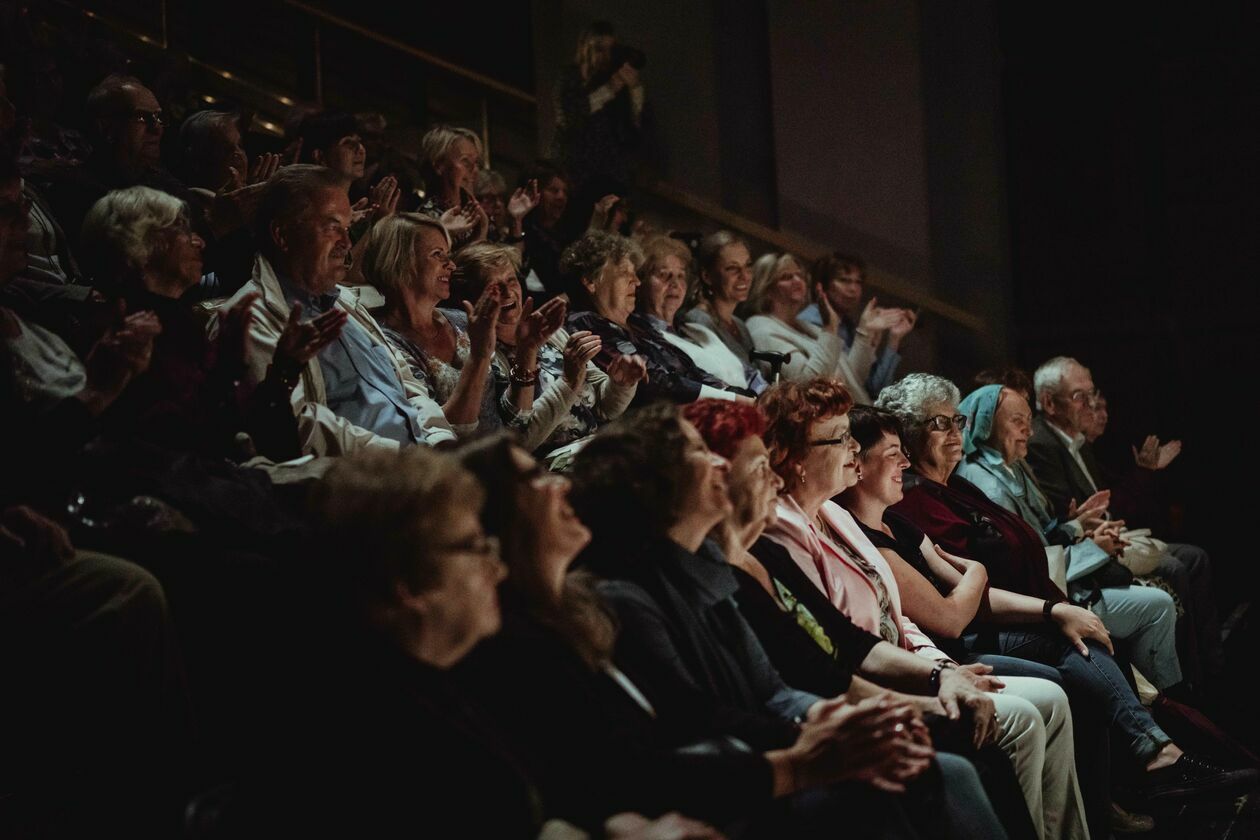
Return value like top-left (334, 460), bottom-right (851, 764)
top-left (1161, 542), bottom-right (1223, 683)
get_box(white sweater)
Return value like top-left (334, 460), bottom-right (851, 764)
top-left (745, 314), bottom-right (873, 403)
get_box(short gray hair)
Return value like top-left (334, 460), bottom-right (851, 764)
top-left (875, 373), bottom-right (961, 462)
top-left (560, 230), bottom-right (643, 306)
top-left (80, 185), bottom-right (185, 287)
top-left (474, 169), bottom-right (506, 197)
top-left (1032, 356), bottom-right (1083, 407)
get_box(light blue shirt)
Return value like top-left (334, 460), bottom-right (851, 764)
top-left (278, 277), bottom-right (427, 447)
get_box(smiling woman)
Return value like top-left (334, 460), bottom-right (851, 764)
top-left (361, 212), bottom-right (506, 433)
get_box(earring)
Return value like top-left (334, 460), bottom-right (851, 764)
top-left (797, 465), bottom-right (807, 484)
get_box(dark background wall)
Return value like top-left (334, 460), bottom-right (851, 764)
top-left (998, 4), bottom-right (1260, 595)
top-left (530, 1), bottom-right (1259, 596)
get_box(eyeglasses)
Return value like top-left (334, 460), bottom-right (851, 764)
top-left (130, 110), bottom-right (166, 128)
top-left (1064, 388), bottom-right (1099, 405)
top-left (925, 414), bottom-right (967, 433)
top-left (809, 431), bottom-right (853, 448)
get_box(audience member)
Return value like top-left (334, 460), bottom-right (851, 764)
top-left (637, 235), bottom-right (767, 393)
top-left (552, 21), bottom-right (645, 219)
top-left (417, 124), bottom-right (488, 244)
top-left (1027, 357), bottom-right (1222, 683)
top-left (450, 241), bottom-right (639, 455)
top-left (800, 251), bottom-right (915, 397)
top-left (744, 251), bottom-right (876, 399)
top-left (215, 165), bottom-right (455, 454)
top-left (365, 212), bottom-right (503, 435)
top-left (683, 230), bottom-right (756, 366)
top-left (474, 168), bottom-right (540, 246)
top-left (519, 158), bottom-right (573, 296)
top-left (37, 75), bottom-right (184, 250)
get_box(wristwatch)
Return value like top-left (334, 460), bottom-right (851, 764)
top-left (927, 660), bottom-right (957, 694)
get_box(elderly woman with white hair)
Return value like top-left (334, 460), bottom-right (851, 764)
top-left (78, 185), bottom-right (343, 457)
top-left (743, 251), bottom-right (883, 400)
top-left (880, 372), bottom-right (1257, 805)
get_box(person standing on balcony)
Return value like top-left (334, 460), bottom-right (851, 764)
top-left (552, 21), bottom-right (645, 235)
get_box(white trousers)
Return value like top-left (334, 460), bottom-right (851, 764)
top-left (992, 676), bottom-right (1089, 840)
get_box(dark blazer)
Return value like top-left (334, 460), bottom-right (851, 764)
top-left (1025, 415), bottom-right (1097, 520)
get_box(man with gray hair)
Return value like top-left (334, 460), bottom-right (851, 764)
top-left (1026, 356), bottom-right (1222, 684)
top-left (215, 165), bottom-right (460, 456)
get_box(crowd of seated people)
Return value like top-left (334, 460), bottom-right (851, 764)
top-left (1, 16), bottom-right (1256, 840)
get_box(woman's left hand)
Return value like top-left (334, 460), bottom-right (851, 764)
top-left (1050, 602), bottom-right (1113, 656)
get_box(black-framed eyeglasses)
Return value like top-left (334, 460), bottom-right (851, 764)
top-left (809, 432), bottom-right (853, 448)
top-left (925, 414), bottom-right (967, 433)
top-left (130, 110), bottom-right (166, 128)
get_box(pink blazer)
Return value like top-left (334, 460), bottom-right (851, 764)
top-left (764, 496), bottom-right (949, 661)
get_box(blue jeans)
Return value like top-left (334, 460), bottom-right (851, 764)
top-left (1090, 584), bottom-right (1182, 689)
top-left (964, 629), bottom-right (1171, 764)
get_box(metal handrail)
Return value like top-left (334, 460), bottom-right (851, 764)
top-left (280, 0), bottom-right (536, 106)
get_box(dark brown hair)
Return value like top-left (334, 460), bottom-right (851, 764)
top-left (459, 435), bottom-right (615, 669)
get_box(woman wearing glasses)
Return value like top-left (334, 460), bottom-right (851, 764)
top-left (877, 373), bottom-right (1256, 810)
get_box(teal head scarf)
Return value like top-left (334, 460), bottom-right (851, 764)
top-left (958, 384), bottom-right (1004, 461)
top-left (958, 384), bottom-right (1055, 525)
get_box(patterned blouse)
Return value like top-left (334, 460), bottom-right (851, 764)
top-left (492, 338), bottom-right (601, 450)
top-left (382, 308), bottom-right (504, 434)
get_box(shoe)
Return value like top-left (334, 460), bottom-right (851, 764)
top-left (1142, 753), bottom-right (1260, 801)
top-left (1109, 802), bottom-right (1154, 833)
